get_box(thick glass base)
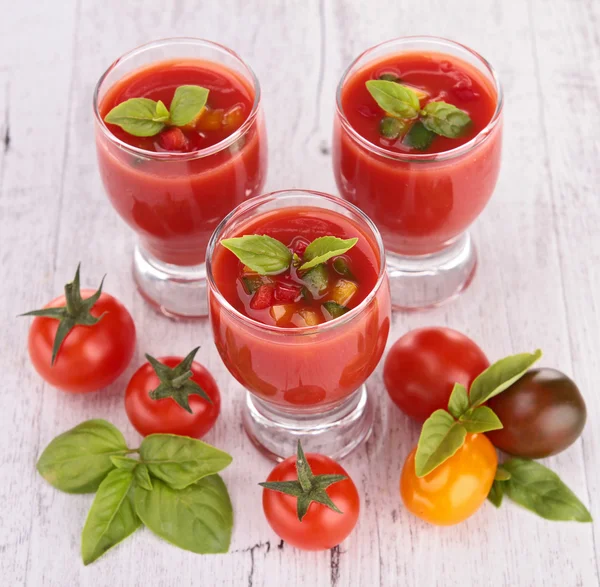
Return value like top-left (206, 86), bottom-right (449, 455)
top-left (387, 232), bottom-right (477, 310)
top-left (243, 385), bottom-right (373, 461)
top-left (133, 244), bottom-right (208, 318)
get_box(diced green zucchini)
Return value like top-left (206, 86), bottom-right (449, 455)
top-left (302, 264), bottom-right (329, 295)
top-left (322, 301), bottom-right (349, 319)
top-left (333, 257), bottom-right (355, 279)
top-left (242, 275), bottom-right (265, 294)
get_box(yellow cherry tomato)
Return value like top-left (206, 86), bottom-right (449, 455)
top-left (400, 433), bottom-right (497, 525)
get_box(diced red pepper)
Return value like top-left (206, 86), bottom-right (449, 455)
top-left (250, 285), bottom-right (275, 310)
top-left (274, 281), bottom-right (303, 303)
top-left (292, 237), bottom-right (309, 257)
top-left (158, 127), bottom-right (189, 152)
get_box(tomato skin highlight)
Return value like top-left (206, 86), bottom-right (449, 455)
top-left (125, 357), bottom-right (221, 438)
top-left (384, 327), bottom-right (489, 421)
top-left (28, 290), bottom-right (136, 393)
top-left (487, 368), bottom-right (586, 459)
top-left (400, 433), bottom-right (497, 526)
top-left (262, 454), bottom-right (359, 550)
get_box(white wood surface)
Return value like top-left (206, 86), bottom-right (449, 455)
top-left (1, 0), bottom-right (599, 585)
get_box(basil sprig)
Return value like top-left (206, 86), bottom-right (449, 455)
top-left (37, 420), bottom-right (234, 565)
top-left (220, 234), bottom-right (358, 275)
top-left (415, 350), bottom-right (542, 477)
top-left (104, 85), bottom-right (209, 137)
top-left (488, 459), bottom-right (592, 523)
top-left (366, 78), bottom-right (472, 148)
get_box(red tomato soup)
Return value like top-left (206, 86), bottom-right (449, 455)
top-left (210, 207), bottom-right (391, 409)
top-left (96, 59), bottom-right (267, 266)
top-left (333, 51), bottom-right (501, 255)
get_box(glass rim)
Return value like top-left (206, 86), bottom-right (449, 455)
top-left (335, 35), bottom-right (504, 163)
top-left (206, 189), bottom-right (388, 337)
top-left (93, 37), bottom-right (262, 162)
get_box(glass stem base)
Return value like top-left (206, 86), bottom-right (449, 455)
top-left (243, 385), bottom-right (373, 461)
top-left (387, 232), bottom-right (477, 310)
top-left (133, 244), bottom-right (208, 318)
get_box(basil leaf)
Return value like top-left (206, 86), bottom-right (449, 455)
top-left (447, 383), bottom-right (469, 418)
top-left (415, 410), bottom-right (467, 477)
top-left (154, 100), bottom-right (170, 122)
top-left (420, 101), bottom-right (472, 138)
top-left (502, 459), bottom-right (592, 522)
top-left (110, 456), bottom-right (138, 471)
top-left (495, 467), bottom-right (512, 481)
top-left (169, 85), bottom-right (209, 127)
top-left (299, 236), bottom-right (358, 271)
top-left (402, 121), bottom-right (435, 150)
top-left (469, 350), bottom-right (542, 408)
top-left (81, 469), bottom-right (141, 565)
top-left (139, 434), bottom-right (232, 490)
top-left (459, 406), bottom-right (503, 433)
top-left (104, 98), bottom-right (166, 137)
top-left (221, 235), bottom-right (292, 275)
top-left (488, 480), bottom-right (504, 508)
top-left (134, 475), bottom-right (233, 554)
top-left (133, 464), bottom-right (153, 491)
top-left (37, 419), bottom-right (128, 493)
top-left (365, 80), bottom-right (420, 119)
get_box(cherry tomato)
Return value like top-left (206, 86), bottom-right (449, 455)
top-left (125, 355), bottom-right (220, 438)
top-left (487, 368), bottom-right (586, 458)
top-left (28, 290), bottom-right (136, 393)
top-left (262, 452), bottom-right (359, 550)
top-left (401, 433), bottom-right (497, 525)
top-left (384, 327), bottom-right (489, 421)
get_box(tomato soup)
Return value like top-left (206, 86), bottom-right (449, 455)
top-left (333, 50), bottom-right (501, 255)
top-left (209, 206), bottom-right (390, 409)
top-left (96, 59), bottom-right (267, 266)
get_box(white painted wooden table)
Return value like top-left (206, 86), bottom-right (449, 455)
top-left (1, 1), bottom-right (599, 585)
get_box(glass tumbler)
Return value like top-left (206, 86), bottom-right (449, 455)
top-left (206, 190), bottom-right (391, 460)
top-left (333, 36), bottom-right (503, 309)
top-left (94, 38), bottom-right (267, 317)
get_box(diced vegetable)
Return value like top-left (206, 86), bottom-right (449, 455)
top-left (243, 275), bottom-right (265, 294)
top-left (406, 85), bottom-right (429, 100)
top-left (332, 257), bottom-right (355, 279)
top-left (302, 264), bottom-right (329, 295)
top-left (331, 279), bottom-right (358, 306)
top-left (291, 309), bottom-right (322, 327)
top-left (223, 105), bottom-right (245, 131)
top-left (270, 304), bottom-right (296, 325)
top-left (250, 285), bottom-right (274, 310)
top-left (274, 281), bottom-right (303, 303)
top-left (196, 107), bottom-right (224, 131)
top-left (322, 301), bottom-right (349, 320)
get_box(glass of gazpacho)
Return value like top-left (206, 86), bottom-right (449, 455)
top-left (207, 189), bottom-right (391, 460)
top-left (333, 37), bottom-right (503, 309)
top-left (94, 38), bottom-right (267, 317)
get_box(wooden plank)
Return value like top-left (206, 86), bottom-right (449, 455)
top-left (0, 0), bottom-right (598, 585)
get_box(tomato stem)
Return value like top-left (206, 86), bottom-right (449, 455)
top-left (20, 264), bottom-right (107, 365)
top-left (145, 347), bottom-right (212, 413)
top-left (259, 441), bottom-right (348, 521)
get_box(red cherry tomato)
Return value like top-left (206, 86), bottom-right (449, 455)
top-left (125, 356), bottom-right (220, 438)
top-left (384, 327), bottom-right (489, 421)
top-left (262, 452), bottom-right (359, 550)
top-left (28, 290), bottom-right (136, 393)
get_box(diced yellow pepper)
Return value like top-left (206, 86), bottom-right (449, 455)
top-left (270, 304), bottom-right (296, 325)
top-left (223, 105), bottom-right (245, 131)
top-left (292, 308), bottom-right (321, 327)
top-left (196, 107), bottom-right (224, 131)
top-left (331, 279), bottom-right (358, 306)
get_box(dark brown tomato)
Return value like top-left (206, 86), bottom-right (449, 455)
top-left (487, 368), bottom-right (586, 458)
